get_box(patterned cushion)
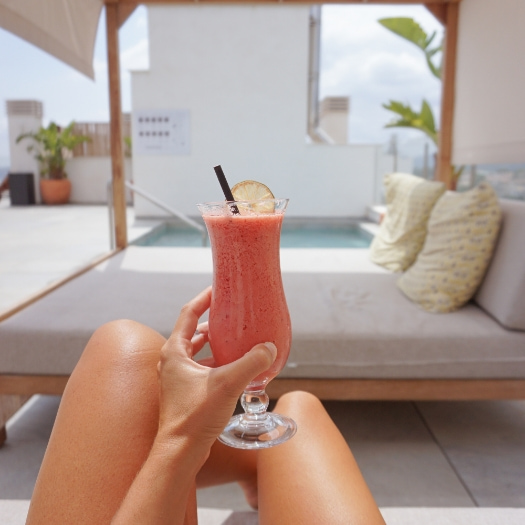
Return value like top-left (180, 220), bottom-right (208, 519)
top-left (397, 183), bottom-right (502, 313)
top-left (369, 173), bottom-right (446, 272)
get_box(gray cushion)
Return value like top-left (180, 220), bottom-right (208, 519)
top-left (1, 247), bottom-right (524, 380)
top-left (283, 272), bottom-right (525, 379)
top-left (0, 248), bottom-right (212, 375)
top-left (474, 199), bottom-right (525, 331)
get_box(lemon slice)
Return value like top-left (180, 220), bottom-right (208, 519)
top-left (231, 180), bottom-right (275, 213)
top-left (231, 180), bottom-right (274, 201)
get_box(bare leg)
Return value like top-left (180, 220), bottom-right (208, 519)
top-left (27, 321), bottom-right (383, 524)
top-left (26, 320), bottom-right (261, 524)
top-left (258, 391), bottom-right (385, 525)
top-left (26, 320), bottom-right (164, 524)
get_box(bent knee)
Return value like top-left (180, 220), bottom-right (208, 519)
top-left (84, 319), bottom-right (166, 365)
top-left (276, 390), bottom-right (323, 414)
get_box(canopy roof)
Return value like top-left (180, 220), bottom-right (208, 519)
top-left (0, 0), bottom-right (103, 79)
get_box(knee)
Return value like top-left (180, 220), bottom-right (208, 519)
top-left (275, 391), bottom-right (324, 416)
top-left (83, 319), bottom-right (166, 368)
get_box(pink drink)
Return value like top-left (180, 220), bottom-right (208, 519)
top-left (203, 207), bottom-right (291, 388)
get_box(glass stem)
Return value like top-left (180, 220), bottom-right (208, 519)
top-left (241, 389), bottom-right (269, 422)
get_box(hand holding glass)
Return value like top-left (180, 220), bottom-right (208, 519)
top-left (197, 198), bottom-right (296, 449)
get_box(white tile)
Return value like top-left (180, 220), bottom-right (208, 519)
top-left (417, 401), bottom-right (525, 507)
top-left (323, 401), bottom-right (474, 506)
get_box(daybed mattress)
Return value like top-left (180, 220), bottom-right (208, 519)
top-left (1, 247), bottom-right (524, 379)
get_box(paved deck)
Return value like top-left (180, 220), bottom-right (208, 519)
top-left (1, 199), bottom-right (525, 519)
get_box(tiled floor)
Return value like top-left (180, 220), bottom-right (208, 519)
top-left (1, 198), bottom-right (525, 517)
top-left (3, 396), bottom-right (525, 512)
top-left (0, 197), bottom-right (159, 314)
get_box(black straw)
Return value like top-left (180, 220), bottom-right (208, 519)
top-left (214, 165), bottom-right (240, 215)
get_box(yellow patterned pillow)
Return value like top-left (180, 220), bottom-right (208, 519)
top-left (397, 183), bottom-right (502, 313)
top-left (369, 173), bottom-right (446, 272)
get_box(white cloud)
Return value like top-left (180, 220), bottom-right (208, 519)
top-left (319, 5), bottom-right (444, 146)
top-left (121, 38), bottom-right (149, 73)
top-left (93, 57), bottom-right (108, 82)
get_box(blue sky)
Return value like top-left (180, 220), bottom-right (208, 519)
top-left (0, 4), bottom-right (442, 167)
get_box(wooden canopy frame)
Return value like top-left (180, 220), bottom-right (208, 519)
top-left (104, 0), bottom-right (460, 248)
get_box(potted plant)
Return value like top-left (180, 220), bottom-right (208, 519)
top-left (16, 121), bottom-right (90, 204)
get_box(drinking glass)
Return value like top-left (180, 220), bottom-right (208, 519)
top-left (197, 198), bottom-right (297, 449)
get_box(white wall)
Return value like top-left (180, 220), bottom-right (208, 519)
top-left (67, 157), bottom-right (133, 204)
top-left (131, 5), bottom-right (401, 218)
top-left (453, 0), bottom-right (525, 165)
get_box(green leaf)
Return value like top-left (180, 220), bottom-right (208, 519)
top-left (379, 17), bottom-right (442, 79)
top-left (378, 17), bottom-right (429, 51)
top-left (16, 121), bottom-right (90, 179)
top-left (383, 99), bottom-right (438, 145)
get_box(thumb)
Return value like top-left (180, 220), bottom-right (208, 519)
top-left (217, 342), bottom-right (277, 394)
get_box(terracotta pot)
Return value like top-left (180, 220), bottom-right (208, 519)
top-left (40, 179), bottom-right (72, 205)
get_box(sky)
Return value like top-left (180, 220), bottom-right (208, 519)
top-left (0, 4), bottom-right (443, 168)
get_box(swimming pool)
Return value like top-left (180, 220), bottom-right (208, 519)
top-left (132, 220), bottom-right (373, 249)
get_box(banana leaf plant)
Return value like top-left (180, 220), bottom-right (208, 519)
top-left (379, 17), bottom-right (464, 184)
top-left (16, 121), bottom-right (90, 180)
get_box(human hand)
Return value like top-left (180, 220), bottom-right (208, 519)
top-left (155, 287), bottom-right (277, 460)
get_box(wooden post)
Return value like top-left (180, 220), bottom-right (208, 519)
top-left (436, 2), bottom-right (459, 190)
top-left (106, 2), bottom-right (128, 248)
top-left (425, 3), bottom-right (446, 25)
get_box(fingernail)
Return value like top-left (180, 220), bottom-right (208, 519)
top-left (263, 342), bottom-right (277, 361)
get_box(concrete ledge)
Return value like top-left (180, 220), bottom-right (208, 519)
top-left (380, 507), bottom-right (525, 525)
top-left (3, 501), bottom-right (525, 525)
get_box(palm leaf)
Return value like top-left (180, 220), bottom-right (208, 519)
top-left (383, 99), bottom-right (438, 144)
top-left (378, 17), bottom-right (429, 51)
top-left (379, 17), bottom-right (442, 79)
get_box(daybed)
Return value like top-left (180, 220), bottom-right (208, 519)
top-left (1, 198), bottom-right (524, 443)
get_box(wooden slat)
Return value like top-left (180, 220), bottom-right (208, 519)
top-left (4, 375), bottom-right (525, 401)
top-left (267, 378), bottom-right (525, 401)
top-left (118, 3), bottom-right (139, 27)
top-left (106, 3), bottom-right (128, 249)
top-left (0, 376), bottom-right (69, 396)
top-left (425, 3), bottom-right (447, 25)
top-left (435, 2), bottom-right (459, 189)
top-left (72, 117), bottom-right (131, 158)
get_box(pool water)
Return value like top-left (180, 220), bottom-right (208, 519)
top-left (133, 221), bottom-right (373, 249)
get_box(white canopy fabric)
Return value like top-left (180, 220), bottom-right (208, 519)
top-left (453, 0), bottom-right (525, 165)
top-left (0, 0), bottom-right (103, 79)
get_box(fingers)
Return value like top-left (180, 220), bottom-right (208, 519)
top-left (195, 322), bottom-right (209, 338)
top-left (171, 287), bottom-right (212, 341)
top-left (191, 322), bottom-right (209, 355)
top-left (215, 342), bottom-right (277, 393)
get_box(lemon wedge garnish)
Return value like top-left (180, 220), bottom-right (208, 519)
top-left (231, 180), bottom-right (275, 213)
top-left (231, 180), bottom-right (274, 201)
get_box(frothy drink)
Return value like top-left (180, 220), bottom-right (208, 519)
top-left (202, 206), bottom-right (291, 388)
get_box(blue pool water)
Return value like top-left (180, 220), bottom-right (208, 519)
top-left (133, 221), bottom-right (373, 249)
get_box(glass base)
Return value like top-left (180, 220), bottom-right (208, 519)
top-left (218, 412), bottom-right (297, 449)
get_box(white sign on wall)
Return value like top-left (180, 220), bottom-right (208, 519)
top-left (134, 109), bottom-right (190, 156)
